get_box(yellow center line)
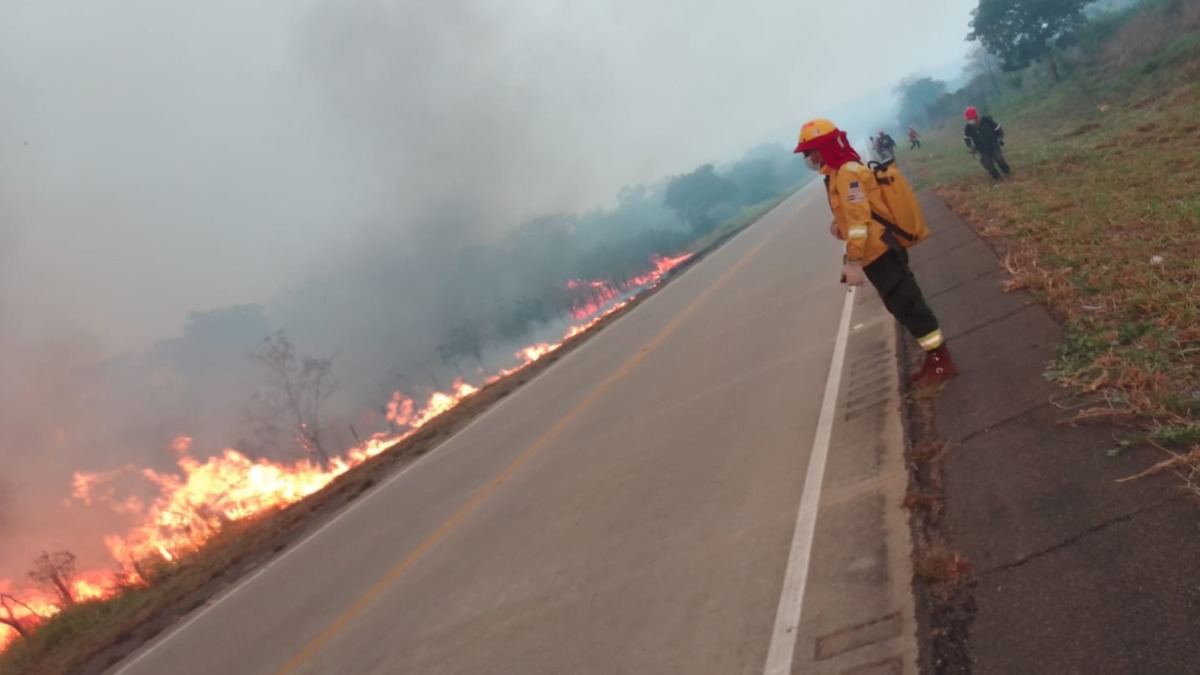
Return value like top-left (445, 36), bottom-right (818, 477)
top-left (274, 205), bottom-right (792, 675)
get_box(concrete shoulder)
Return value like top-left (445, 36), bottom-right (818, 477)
top-left (901, 191), bottom-right (1200, 675)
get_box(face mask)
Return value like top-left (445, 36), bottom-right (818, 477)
top-left (804, 152), bottom-right (823, 172)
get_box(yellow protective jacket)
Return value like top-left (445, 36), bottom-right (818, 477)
top-left (822, 161), bottom-right (894, 267)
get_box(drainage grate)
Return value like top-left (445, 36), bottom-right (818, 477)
top-left (844, 340), bottom-right (894, 421)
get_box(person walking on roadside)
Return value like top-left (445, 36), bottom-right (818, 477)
top-left (963, 106), bottom-right (1010, 179)
top-left (908, 124), bottom-right (921, 150)
top-left (794, 118), bottom-right (958, 387)
top-left (876, 130), bottom-right (897, 161)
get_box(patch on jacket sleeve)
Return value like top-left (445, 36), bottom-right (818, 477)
top-left (846, 181), bottom-right (866, 203)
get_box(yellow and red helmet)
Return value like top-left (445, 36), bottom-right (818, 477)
top-left (794, 118), bottom-right (839, 154)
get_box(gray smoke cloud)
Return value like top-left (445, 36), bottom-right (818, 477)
top-left (0, 0), bottom-right (978, 578)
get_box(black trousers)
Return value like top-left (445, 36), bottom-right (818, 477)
top-left (979, 145), bottom-right (1010, 178)
top-left (863, 249), bottom-right (940, 342)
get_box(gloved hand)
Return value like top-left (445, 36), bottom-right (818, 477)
top-left (829, 220), bottom-right (843, 240)
top-left (842, 261), bottom-right (866, 287)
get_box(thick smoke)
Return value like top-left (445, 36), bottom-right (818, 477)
top-left (0, 0), bottom-right (749, 580)
top-left (1, 0), bottom-right (951, 582)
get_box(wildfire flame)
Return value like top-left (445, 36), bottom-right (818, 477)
top-left (0, 252), bottom-right (691, 651)
top-left (517, 343), bottom-right (557, 363)
top-left (0, 574), bottom-right (108, 650)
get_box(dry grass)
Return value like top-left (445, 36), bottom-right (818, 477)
top-left (1102, 0), bottom-right (1200, 69)
top-left (909, 440), bottom-right (946, 463)
top-left (902, 490), bottom-right (945, 527)
top-left (904, 40), bottom-right (1200, 468)
top-left (1106, 5), bottom-right (1186, 65)
top-left (898, 16), bottom-right (1200, 667)
top-left (907, 377), bottom-right (949, 403)
top-left (898, 339), bottom-right (974, 670)
top-left (1117, 444), bottom-right (1200, 484)
top-left (913, 548), bottom-right (974, 584)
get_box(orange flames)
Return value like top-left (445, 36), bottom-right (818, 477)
top-left (0, 574), bottom-right (108, 651)
top-left (0, 252), bottom-right (691, 651)
top-left (517, 343), bottom-right (557, 363)
top-left (567, 279), bottom-right (620, 320)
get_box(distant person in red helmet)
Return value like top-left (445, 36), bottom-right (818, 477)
top-left (963, 106), bottom-right (1010, 179)
top-left (908, 124), bottom-right (921, 150)
top-left (795, 118), bottom-right (958, 387)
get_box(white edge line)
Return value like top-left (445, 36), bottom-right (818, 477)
top-left (108, 192), bottom-right (789, 675)
top-left (762, 286), bottom-right (857, 675)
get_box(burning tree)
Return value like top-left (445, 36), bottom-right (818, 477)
top-left (437, 324), bottom-right (486, 375)
top-left (247, 331), bottom-right (337, 463)
top-left (28, 550), bottom-right (77, 608)
top-left (0, 593), bottom-right (37, 639)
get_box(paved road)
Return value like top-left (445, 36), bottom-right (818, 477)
top-left (109, 184), bottom-right (917, 675)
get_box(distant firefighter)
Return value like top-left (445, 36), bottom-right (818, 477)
top-left (963, 106), bottom-right (1010, 179)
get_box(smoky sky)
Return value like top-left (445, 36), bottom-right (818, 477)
top-left (0, 0), bottom-right (977, 353)
top-left (0, 0), bottom-right (988, 578)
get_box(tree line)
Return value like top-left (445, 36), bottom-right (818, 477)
top-left (895, 0), bottom-right (1195, 131)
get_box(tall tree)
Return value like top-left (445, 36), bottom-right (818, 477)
top-left (968, 0), bottom-right (1091, 82)
top-left (151, 305), bottom-right (271, 378)
top-left (965, 43), bottom-right (1005, 97)
top-left (724, 157), bottom-right (781, 205)
top-left (247, 332), bottom-right (337, 462)
top-left (895, 76), bottom-right (950, 127)
top-left (436, 324), bottom-right (485, 374)
top-left (28, 550), bottom-right (77, 608)
top-left (663, 164), bottom-right (739, 235)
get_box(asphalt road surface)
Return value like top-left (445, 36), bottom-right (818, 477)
top-left (109, 183), bottom-right (918, 675)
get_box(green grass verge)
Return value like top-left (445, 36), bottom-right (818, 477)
top-left (901, 39), bottom-right (1200, 458)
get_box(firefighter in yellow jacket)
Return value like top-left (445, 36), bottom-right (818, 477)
top-left (795, 118), bottom-right (958, 386)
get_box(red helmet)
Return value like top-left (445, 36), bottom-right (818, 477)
top-left (964, 106), bottom-right (979, 120)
